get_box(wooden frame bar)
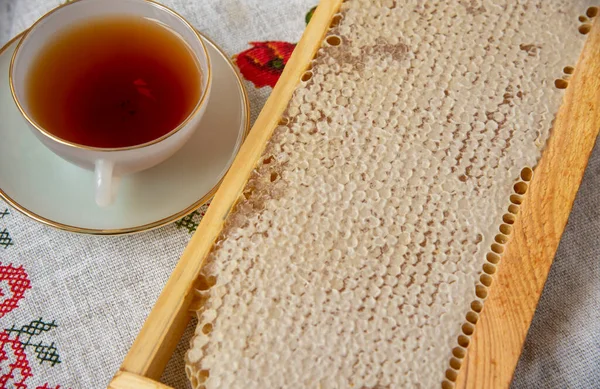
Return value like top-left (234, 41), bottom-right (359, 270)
top-left (111, 4), bottom-right (600, 388)
top-left (455, 15), bottom-right (600, 389)
top-left (109, 372), bottom-right (174, 389)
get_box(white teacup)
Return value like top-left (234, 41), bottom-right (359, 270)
top-left (9, 0), bottom-right (212, 207)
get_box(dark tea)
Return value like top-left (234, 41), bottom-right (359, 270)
top-left (25, 16), bottom-right (202, 148)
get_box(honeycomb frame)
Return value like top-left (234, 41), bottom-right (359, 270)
top-left (184, 2), bottom-right (598, 388)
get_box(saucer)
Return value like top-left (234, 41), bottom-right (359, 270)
top-left (0, 32), bottom-right (249, 235)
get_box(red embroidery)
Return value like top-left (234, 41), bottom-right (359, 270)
top-left (234, 41), bottom-right (296, 88)
top-left (0, 330), bottom-right (33, 389)
top-left (36, 384), bottom-right (63, 389)
top-left (0, 264), bottom-right (31, 319)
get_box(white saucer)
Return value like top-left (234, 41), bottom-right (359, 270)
top-left (0, 32), bottom-right (249, 235)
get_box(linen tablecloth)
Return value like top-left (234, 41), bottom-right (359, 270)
top-left (0, 1), bottom-right (599, 388)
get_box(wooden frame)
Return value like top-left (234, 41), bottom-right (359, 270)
top-left (109, 3), bottom-right (600, 388)
top-left (455, 15), bottom-right (600, 389)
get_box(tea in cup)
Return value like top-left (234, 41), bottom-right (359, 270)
top-left (10, 0), bottom-right (212, 206)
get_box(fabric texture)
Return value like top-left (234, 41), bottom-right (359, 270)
top-left (0, 1), bottom-right (598, 388)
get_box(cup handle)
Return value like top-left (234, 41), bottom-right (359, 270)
top-left (95, 159), bottom-right (118, 207)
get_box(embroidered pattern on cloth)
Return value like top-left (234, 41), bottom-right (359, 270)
top-left (233, 7), bottom-right (317, 89)
top-left (5, 318), bottom-right (61, 366)
top-left (0, 330), bottom-right (32, 389)
top-left (175, 203), bottom-right (211, 234)
top-left (235, 42), bottom-right (296, 88)
top-left (0, 264), bottom-right (31, 319)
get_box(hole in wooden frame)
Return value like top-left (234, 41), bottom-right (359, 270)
top-left (503, 213), bottom-right (516, 225)
top-left (486, 252), bottom-right (500, 264)
top-left (491, 243), bottom-right (504, 254)
top-left (441, 380), bottom-right (454, 389)
top-left (458, 334), bottom-right (470, 348)
top-left (202, 323), bottom-right (213, 334)
top-left (475, 284), bottom-right (488, 299)
top-left (196, 274), bottom-right (217, 291)
top-left (555, 79), bottom-right (569, 89)
top-left (326, 35), bottom-right (342, 46)
top-left (466, 311), bottom-right (479, 324)
top-left (452, 346), bottom-right (466, 359)
top-left (483, 263), bottom-right (497, 275)
top-left (198, 369), bottom-right (210, 383)
top-left (510, 194), bottom-right (523, 205)
top-left (579, 24), bottom-right (592, 35)
top-left (480, 274), bottom-right (493, 287)
top-left (520, 167), bottom-right (533, 181)
top-left (449, 357), bottom-right (462, 370)
top-left (495, 234), bottom-right (509, 244)
top-left (514, 181), bottom-right (528, 195)
top-left (471, 300), bottom-right (483, 313)
top-left (301, 71), bottom-right (314, 82)
top-left (499, 223), bottom-right (512, 235)
top-left (462, 322), bottom-right (475, 336)
top-left (446, 368), bottom-right (458, 382)
top-left (330, 14), bottom-right (343, 28)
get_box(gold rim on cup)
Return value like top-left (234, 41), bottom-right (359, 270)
top-left (9, 0), bottom-right (213, 152)
top-left (0, 30), bottom-right (251, 235)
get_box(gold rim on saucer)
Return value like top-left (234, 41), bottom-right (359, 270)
top-left (9, 0), bottom-right (213, 153)
top-left (0, 31), bottom-right (251, 235)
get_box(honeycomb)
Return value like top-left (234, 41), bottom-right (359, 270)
top-left (186, 1), bottom-right (594, 388)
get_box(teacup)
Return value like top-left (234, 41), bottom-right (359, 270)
top-left (9, 0), bottom-right (212, 206)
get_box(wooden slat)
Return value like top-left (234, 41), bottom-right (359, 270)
top-left (113, 0), bottom-right (343, 381)
top-left (455, 16), bottom-right (600, 389)
top-left (109, 371), bottom-right (173, 389)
